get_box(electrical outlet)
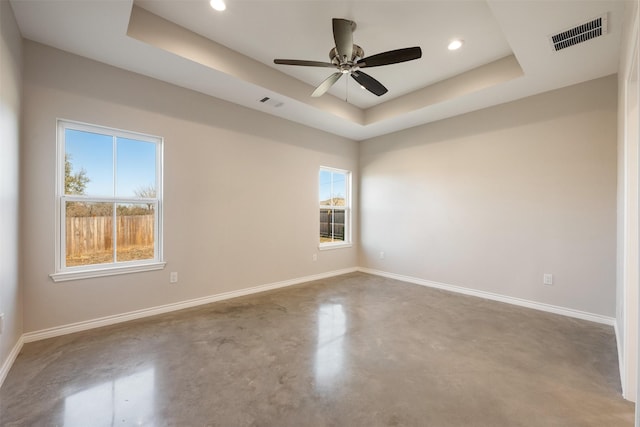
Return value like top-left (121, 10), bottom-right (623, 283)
top-left (379, 251), bottom-right (385, 260)
top-left (0, 313), bottom-right (4, 334)
top-left (312, 254), bottom-right (317, 262)
top-left (170, 272), bottom-right (178, 283)
top-left (543, 274), bottom-right (553, 286)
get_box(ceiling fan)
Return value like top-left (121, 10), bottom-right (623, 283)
top-left (274, 18), bottom-right (422, 98)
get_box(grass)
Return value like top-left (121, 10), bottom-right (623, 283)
top-left (66, 245), bottom-right (154, 267)
top-left (320, 236), bottom-right (345, 243)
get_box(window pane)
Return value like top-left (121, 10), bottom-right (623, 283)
top-left (319, 208), bottom-right (345, 243)
top-left (319, 170), bottom-right (346, 207)
top-left (65, 129), bottom-right (114, 196)
top-left (65, 202), bottom-right (114, 267)
top-left (319, 169), bottom-right (332, 205)
top-left (116, 203), bottom-right (155, 262)
top-left (116, 138), bottom-right (157, 198)
top-left (331, 172), bottom-right (346, 207)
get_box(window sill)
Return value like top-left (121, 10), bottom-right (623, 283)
top-left (319, 242), bottom-right (353, 251)
top-left (50, 262), bottom-right (166, 282)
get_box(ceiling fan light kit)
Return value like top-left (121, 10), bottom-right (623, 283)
top-left (274, 18), bottom-right (422, 98)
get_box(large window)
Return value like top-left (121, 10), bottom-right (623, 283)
top-left (51, 120), bottom-right (164, 281)
top-left (319, 167), bottom-right (351, 249)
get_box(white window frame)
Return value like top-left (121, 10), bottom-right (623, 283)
top-left (50, 119), bottom-right (165, 282)
top-left (319, 166), bottom-right (352, 250)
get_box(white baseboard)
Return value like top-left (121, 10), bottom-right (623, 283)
top-left (22, 267), bottom-right (358, 343)
top-left (358, 267), bottom-right (616, 326)
top-left (8, 266), bottom-right (616, 389)
top-left (22, 266), bottom-right (616, 343)
top-left (0, 335), bottom-right (24, 388)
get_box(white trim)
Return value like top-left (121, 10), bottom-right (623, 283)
top-left (319, 243), bottom-right (353, 251)
top-left (358, 267), bottom-right (616, 326)
top-left (0, 336), bottom-right (24, 389)
top-left (50, 261), bottom-right (166, 282)
top-left (26, 267), bottom-right (357, 342)
top-left (57, 118), bottom-right (163, 143)
top-left (621, 12), bottom-right (640, 403)
top-left (30, 267), bottom-right (617, 341)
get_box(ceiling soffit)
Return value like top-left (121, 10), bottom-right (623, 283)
top-left (126, 5), bottom-right (523, 129)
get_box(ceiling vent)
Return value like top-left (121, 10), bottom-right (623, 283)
top-left (549, 13), bottom-right (608, 52)
top-left (259, 96), bottom-right (284, 108)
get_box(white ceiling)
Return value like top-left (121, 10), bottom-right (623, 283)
top-left (9, 0), bottom-right (626, 141)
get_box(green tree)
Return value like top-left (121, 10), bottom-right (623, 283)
top-left (65, 154), bottom-right (90, 195)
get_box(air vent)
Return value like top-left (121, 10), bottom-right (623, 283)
top-left (258, 96), bottom-right (284, 108)
top-left (549, 14), bottom-right (608, 52)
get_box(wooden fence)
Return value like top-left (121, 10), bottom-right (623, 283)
top-left (66, 215), bottom-right (154, 257)
top-left (320, 209), bottom-right (345, 241)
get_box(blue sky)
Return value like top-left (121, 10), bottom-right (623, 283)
top-left (319, 169), bottom-right (346, 203)
top-left (65, 129), bottom-right (156, 198)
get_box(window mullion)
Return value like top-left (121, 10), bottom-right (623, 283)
top-left (112, 136), bottom-right (118, 262)
top-left (330, 171), bottom-right (334, 208)
top-left (112, 135), bottom-right (118, 198)
top-left (112, 202), bottom-right (117, 263)
top-left (60, 198), bottom-right (66, 271)
top-left (64, 195), bottom-right (136, 203)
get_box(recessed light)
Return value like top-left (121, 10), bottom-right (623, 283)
top-left (210, 0), bottom-right (226, 11)
top-left (448, 39), bottom-right (464, 51)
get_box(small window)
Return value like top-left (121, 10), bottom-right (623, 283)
top-left (319, 167), bottom-right (351, 249)
top-left (51, 120), bottom-right (164, 281)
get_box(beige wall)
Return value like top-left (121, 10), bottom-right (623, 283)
top-left (360, 75), bottom-right (618, 317)
top-left (0, 0), bottom-right (23, 381)
top-left (21, 41), bottom-right (358, 333)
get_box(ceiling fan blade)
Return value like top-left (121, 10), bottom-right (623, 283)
top-left (351, 71), bottom-right (388, 96)
top-left (333, 18), bottom-right (354, 61)
top-left (356, 46), bottom-right (422, 68)
top-left (312, 72), bottom-right (343, 97)
top-left (274, 59), bottom-right (336, 68)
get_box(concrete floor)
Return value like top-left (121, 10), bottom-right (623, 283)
top-left (0, 272), bottom-right (635, 426)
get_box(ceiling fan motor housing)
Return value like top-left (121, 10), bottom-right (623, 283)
top-left (330, 45), bottom-right (364, 73)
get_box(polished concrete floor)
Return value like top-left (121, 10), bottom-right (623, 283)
top-left (1, 272), bottom-right (635, 426)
